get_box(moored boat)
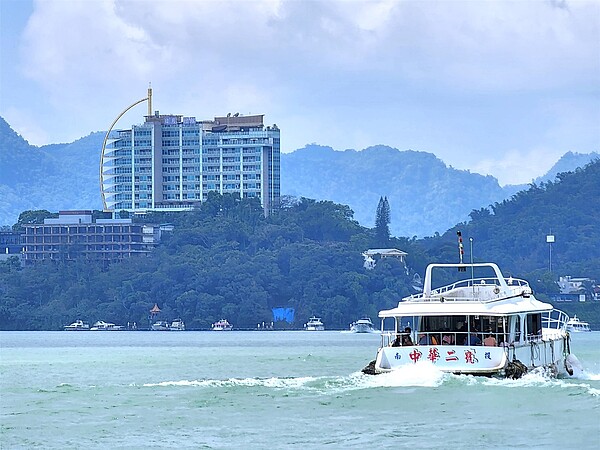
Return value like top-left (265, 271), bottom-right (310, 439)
top-left (63, 320), bottom-right (90, 331)
top-left (304, 316), bottom-right (325, 331)
top-left (566, 315), bottom-right (591, 332)
top-left (365, 262), bottom-right (578, 378)
top-left (90, 320), bottom-right (124, 331)
top-left (169, 318), bottom-right (185, 331)
top-left (151, 320), bottom-right (170, 331)
top-left (212, 319), bottom-right (233, 331)
top-left (350, 317), bottom-right (376, 333)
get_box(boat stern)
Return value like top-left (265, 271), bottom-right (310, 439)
top-left (372, 345), bottom-right (508, 375)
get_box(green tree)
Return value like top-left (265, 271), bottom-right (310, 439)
top-left (12, 210), bottom-right (57, 231)
top-left (375, 196), bottom-right (391, 246)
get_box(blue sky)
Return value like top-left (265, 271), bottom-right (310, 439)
top-left (1, 0), bottom-right (599, 185)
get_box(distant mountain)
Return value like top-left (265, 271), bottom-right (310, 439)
top-left (534, 151), bottom-right (599, 184)
top-left (281, 146), bottom-right (600, 237)
top-left (1, 117), bottom-right (597, 236)
top-left (281, 145), bottom-right (510, 237)
top-left (0, 117), bottom-right (103, 227)
top-left (501, 151), bottom-right (600, 194)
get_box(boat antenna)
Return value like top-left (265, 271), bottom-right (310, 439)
top-left (457, 231), bottom-right (466, 272)
top-left (470, 237), bottom-right (475, 294)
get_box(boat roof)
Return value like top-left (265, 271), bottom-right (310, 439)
top-left (379, 296), bottom-right (552, 317)
top-left (379, 262), bottom-right (554, 317)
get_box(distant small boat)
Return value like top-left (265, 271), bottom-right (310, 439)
top-left (566, 315), bottom-right (591, 332)
top-left (212, 319), bottom-right (233, 331)
top-left (63, 320), bottom-right (90, 331)
top-left (169, 319), bottom-right (185, 331)
top-left (151, 321), bottom-right (170, 331)
top-left (350, 317), bottom-right (376, 333)
top-left (304, 316), bottom-right (325, 331)
top-left (90, 320), bottom-right (124, 331)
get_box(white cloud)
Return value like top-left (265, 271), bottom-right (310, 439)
top-left (2, 106), bottom-right (49, 146)
top-left (5, 0), bottom-right (599, 181)
top-left (22, 1), bottom-right (167, 83)
top-left (22, 1), bottom-right (599, 95)
top-left (470, 146), bottom-right (565, 186)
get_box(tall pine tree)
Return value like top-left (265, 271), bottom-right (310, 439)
top-left (375, 196), bottom-right (391, 246)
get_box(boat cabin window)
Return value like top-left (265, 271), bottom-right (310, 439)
top-left (418, 316), bottom-right (504, 346)
top-left (511, 315), bottom-right (522, 343)
top-left (526, 313), bottom-right (542, 340)
top-left (386, 315), bottom-right (509, 347)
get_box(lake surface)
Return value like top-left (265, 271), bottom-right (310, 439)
top-left (1, 331), bottom-right (598, 449)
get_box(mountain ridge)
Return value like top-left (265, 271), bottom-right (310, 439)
top-left (1, 116), bottom-right (597, 236)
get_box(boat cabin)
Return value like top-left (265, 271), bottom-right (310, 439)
top-left (382, 312), bottom-right (547, 348)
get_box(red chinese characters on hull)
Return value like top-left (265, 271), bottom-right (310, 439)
top-left (464, 349), bottom-right (479, 364)
top-left (428, 348), bottom-right (440, 363)
top-left (445, 350), bottom-right (459, 362)
top-left (409, 349), bottom-right (423, 363)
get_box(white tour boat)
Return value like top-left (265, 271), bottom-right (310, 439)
top-left (90, 321), bottom-right (124, 331)
top-left (304, 316), bottom-right (325, 331)
top-left (566, 315), bottom-right (591, 332)
top-left (212, 319), bottom-right (233, 331)
top-left (364, 262), bottom-right (578, 378)
top-left (63, 320), bottom-right (90, 331)
top-left (350, 317), bottom-right (376, 333)
top-left (151, 320), bottom-right (170, 331)
top-left (169, 319), bottom-right (186, 331)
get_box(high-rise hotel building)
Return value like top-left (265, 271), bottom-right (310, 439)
top-left (101, 111), bottom-right (280, 216)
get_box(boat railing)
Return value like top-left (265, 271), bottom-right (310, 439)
top-left (381, 330), bottom-right (510, 347)
top-left (542, 309), bottom-right (569, 332)
top-left (524, 333), bottom-right (544, 343)
top-left (381, 332), bottom-right (394, 348)
top-left (404, 277), bottom-right (529, 302)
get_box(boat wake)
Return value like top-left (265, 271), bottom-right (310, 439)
top-left (137, 360), bottom-right (599, 397)
top-left (479, 367), bottom-right (600, 397)
top-left (138, 362), bottom-right (446, 394)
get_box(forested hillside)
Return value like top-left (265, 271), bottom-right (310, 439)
top-left (421, 160), bottom-right (600, 286)
top-left (534, 151), bottom-right (600, 185)
top-left (1, 160), bottom-right (599, 330)
top-left (0, 196), bottom-right (420, 330)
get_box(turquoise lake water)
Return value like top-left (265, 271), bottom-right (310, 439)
top-left (1, 331), bottom-right (598, 449)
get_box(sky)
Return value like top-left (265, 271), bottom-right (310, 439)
top-left (1, 0), bottom-right (599, 186)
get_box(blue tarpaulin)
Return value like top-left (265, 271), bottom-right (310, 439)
top-left (272, 307), bottom-right (295, 323)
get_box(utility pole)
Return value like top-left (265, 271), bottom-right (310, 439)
top-left (546, 233), bottom-right (555, 273)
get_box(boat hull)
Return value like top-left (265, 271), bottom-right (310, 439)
top-left (305, 316), bottom-right (325, 331)
top-left (373, 336), bottom-right (569, 376)
top-left (350, 324), bottom-right (375, 333)
top-left (566, 323), bottom-right (591, 332)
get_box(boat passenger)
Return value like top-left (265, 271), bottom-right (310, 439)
top-left (442, 333), bottom-right (453, 345)
top-left (469, 330), bottom-right (481, 345)
top-left (418, 333), bottom-right (439, 345)
top-left (456, 322), bottom-right (467, 345)
top-left (401, 327), bottom-right (414, 346)
top-left (483, 330), bottom-right (497, 346)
